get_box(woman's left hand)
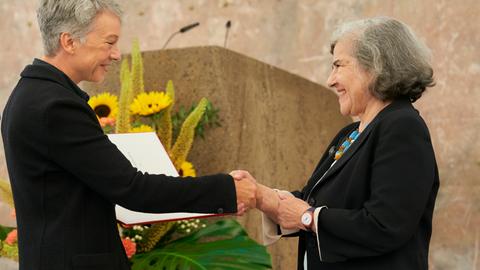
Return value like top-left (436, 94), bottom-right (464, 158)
top-left (277, 193), bottom-right (310, 230)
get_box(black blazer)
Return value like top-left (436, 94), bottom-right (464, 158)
top-left (293, 98), bottom-right (439, 270)
top-left (1, 59), bottom-right (237, 270)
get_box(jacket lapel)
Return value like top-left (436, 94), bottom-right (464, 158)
top-left (323, 121), bottom-right (374, 179)
top-left (305, 123), bottom-right (374, 197)
top-left (305, 98), bottom-right (413, 196)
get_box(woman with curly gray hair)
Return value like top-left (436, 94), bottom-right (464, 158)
top-left (248, 17), bottom-right (439, 270)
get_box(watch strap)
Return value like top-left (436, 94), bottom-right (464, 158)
top-left (305, 207), bottom-right (316, 231)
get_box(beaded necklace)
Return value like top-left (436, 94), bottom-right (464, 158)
top-left (334, 129), bottom-right (360, 160)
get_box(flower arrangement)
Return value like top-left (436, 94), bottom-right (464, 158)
top-left (0, 40), bottom-right (272, 269)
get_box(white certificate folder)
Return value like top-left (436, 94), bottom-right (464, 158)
top-left (108, 132), bottom-right (221, 225)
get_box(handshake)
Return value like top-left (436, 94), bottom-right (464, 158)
top-left (229, 170), bottom-right (258, 215)
top-left (229, 170), bottom-right (312, 231)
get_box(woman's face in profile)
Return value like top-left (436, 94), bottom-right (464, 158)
top-left (326, 38), bottom-right (375, 117)
top-left (70, 11), bottom-right (122, 83)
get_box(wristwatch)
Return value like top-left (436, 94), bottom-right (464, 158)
top-left (301, 207), bottom-right (316, 231)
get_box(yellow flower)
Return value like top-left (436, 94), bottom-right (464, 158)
top-left (130, 125), bottom-right (155, 133)
top-left (88, 92), bottom-right (118, 119)
top-left (179, 161), bottom-right (196, 177)
top-left (130, 92), bottom-right (172, 116)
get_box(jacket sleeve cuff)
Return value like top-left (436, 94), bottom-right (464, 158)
top-left (261, 211), bottom-right (299, 246)
top-left (194, 173), bottom-right (237, 214)
top-left (313, 205), bottom-right (328, 261)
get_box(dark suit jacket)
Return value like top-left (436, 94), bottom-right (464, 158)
top-left (292, 98), bottom-right (439, 270)
top-left (1, 59), bottom-right (237, 270)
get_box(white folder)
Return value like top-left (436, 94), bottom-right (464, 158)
top-left (108, 132), bottom-right (220, 225)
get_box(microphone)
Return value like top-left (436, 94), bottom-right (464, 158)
top-left (162, 22), bottom-right (200, 49)
top-left (180, 22), bottom-right (200, 33)
top-left (224, 20), bottom-right (231, 48)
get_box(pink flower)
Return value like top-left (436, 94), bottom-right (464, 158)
top-left (5, 229), bottom-right (17, 245)
top-left (121, 238), bottom-right (136, 259)
top-left (99, 117), bottom-right (115, 127)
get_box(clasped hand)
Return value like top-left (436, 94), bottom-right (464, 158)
top-left (230, 170), bottom-right (310, 231)
top-left (230, 170), bottom-right (257, 215)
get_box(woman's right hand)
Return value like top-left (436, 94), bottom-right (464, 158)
top-left (256, 185), bottom-right (296, 223)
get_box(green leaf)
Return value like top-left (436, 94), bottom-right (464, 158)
top-left (171, 100), bottom-right (221, 140)
top-left (0, 225), bottom-right (15, 241)
top-left (131, 219), bottom-right (271, 270)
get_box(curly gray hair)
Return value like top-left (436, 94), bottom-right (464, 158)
top-left (330, 17), bottom-right (435, 102)
top-left (37, 0), bottom-right (123, 56)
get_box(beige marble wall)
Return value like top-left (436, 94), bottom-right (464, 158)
top-left (0, 0), bottom-right (479, 269)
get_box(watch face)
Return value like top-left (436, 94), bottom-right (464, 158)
top-left (301, 212), bottom-right (312, 226)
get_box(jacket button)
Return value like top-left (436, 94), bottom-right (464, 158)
top-left (217, 208), bottom-right (224, 214)
top-left (308, 198), bottom-right (316, 206)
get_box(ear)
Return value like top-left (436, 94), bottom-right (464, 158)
top-left (59, 32), bottom-right (77, 54)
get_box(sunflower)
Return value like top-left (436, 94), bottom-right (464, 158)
top-left (130, 92), bottom-right (172, 116)
top-left (179, 161), bottom-right (196, 177)
top-left (88, 92), bottom-right (118, 119)
top-left (130, 125), bottom-right (155, 133)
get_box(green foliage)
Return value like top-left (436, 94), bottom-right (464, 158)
top-left (116, 58), bottom-right (133, 133)
top-left (0, 180), bottom-right (14, 209)
top-left (115, 39), bottom-right (145, 134)
top-left (170, 98), bottom-right (209, 168)
top-left (102, 125), bottom-right (115, 134)
top-left (172, 100), bottom-right (221, 140)
top-left (131, 219), bottom-right (271, 270)
top-left (131, 39), bottom-right (145, 97)
top-left (138, 222), bottom-right (176, 253)
top-left (155, 80), bottom-right (175, 151)
top-left (0, 240), bottom-right (18, 261)
top-left (0, 225), bottom-right (14, 241)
